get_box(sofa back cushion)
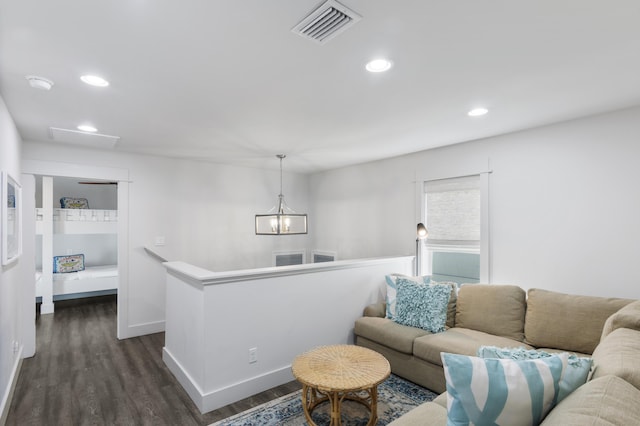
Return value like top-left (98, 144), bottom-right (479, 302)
top-left (600, 299), bottom-right (640, 340)
top-left (591, 327), bottom-right (640, 391)
top-left (454, 284), bottom-right (526, 341)
top-left (540, 375), bottom-right (640, 426)
top-left (524, 289), bottom-right (632, 354)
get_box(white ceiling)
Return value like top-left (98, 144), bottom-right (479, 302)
top-left (1, 0), bottom-right (639, 173)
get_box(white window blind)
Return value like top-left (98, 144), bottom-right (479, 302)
top-left (424, 175), bottom-right (480, 243)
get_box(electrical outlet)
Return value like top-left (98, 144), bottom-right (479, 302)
top-left (12, 341), bottom-right (19, 354)
top-left (66, 248), bottom-right (73, 255)
top-left (155, 236), bottom-right (166, 247)
top-left (249, 347), bottom-right (258, 364)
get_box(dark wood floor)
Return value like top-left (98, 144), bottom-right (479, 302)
top-left (7, 295), bottom-right (301, 425)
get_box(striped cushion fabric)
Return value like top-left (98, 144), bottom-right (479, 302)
top-left (441, 352), bottom-right (567, 426)
top-left (477, 346), bottom-right (591, 403)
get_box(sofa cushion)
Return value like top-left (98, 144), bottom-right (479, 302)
top-left (454, 284), bottom-right (526, 341)
top-left (354, 317), bottom-right (430, 355)
top-left (442, 352), bottom-right (566, 426)
top-left (363, 302), bottom-right (386, 318)
top-left (524, 288), bottom-right (632, 354)
top-left (394, 279), bottom-right (451, 333)
top-left (477, 346), bottom-right (592, 402)
top-left (540, 375), bottom-right (640, 425)
top-left (591, 327), bottom-right (640, 391)
top-left (600, 299), bottom-right (640, 340)
top-left (432, 392), bottom-right (448, 408)
top-left (413, 328), bottom-right (532, 366)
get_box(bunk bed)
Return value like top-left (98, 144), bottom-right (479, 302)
top-left (36, 207), bottom-right (118, 302)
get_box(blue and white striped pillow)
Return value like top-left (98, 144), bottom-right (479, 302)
top-left (441, 352), bottom-right (568, 426)
top-left (476, 346), bottom-right (592, 403)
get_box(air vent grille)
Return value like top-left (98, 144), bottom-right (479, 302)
top-left (292, 0), bottom-right (362, 44)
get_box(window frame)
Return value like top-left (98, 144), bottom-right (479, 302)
top-left (415, 164), bottom-right (491, 283)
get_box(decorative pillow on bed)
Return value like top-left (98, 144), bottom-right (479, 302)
top-left (60, 197), bottom-right (89, 209)
top-left (394, 278), bottom-right (450, 332)
top-left (53, 254), bottom-right (85, 273)
top-left (384, 273), bottom-right (430, 320)
top-left (477, 346), bottom-right (592, 402)
top-left (442, 352), bottom-right (567, 426)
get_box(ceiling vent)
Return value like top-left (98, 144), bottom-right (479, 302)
top-left (292, 0), bottom-right (362, 44)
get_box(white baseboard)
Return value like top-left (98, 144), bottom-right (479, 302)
top-left (162, 346), bottom-right (295, 414)
top-left (0, 346), bottom-right (23, 425)
top-left (162, 347), bottom-right (204, 409)
top-left (118, 320), bottom-right (165, 340)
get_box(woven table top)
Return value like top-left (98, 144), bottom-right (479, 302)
top-left (291, 345), bottom-right (391, 392)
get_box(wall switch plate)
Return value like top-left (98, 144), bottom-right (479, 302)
top-left (249, 347), bottom-right (257, 364)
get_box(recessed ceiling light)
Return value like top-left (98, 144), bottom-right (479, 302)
top-left (80, 75), bottom-right (109, 87)
top-left (366, 59), bottom-right (392, 73)
top-left (468, 107), bottom-right (489, 117)
top-left (77, 124), bottom-right (98, 133)
top-left (25, 75), bottom-right (54, 90)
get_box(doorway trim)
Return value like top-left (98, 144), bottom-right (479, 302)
top-left (22, 160), bottom-right (130, 340)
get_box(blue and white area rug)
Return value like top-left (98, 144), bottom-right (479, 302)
top-left (210, 374), bottom-right (437, 426)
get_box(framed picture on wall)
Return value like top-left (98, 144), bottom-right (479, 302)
top-left (2, 171), bottom-right (22, 265)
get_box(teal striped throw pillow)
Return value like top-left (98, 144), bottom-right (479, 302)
top-left (477, 346), bottom-right (592, 403)
top-left (442, 352), bottom-right (567, 426)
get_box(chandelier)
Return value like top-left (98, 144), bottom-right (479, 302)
top-left (255, 155), bottom-right (308, 235)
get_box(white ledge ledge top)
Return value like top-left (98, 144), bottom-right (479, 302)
top-left (163, 256), bottom-right (413, 286)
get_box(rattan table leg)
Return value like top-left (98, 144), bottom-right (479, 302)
top-left (301, 384), bottom-right (318, 425)
top-left (368, 386), bottom-right (378, 426)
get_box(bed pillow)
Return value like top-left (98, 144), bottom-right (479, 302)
top-left (384, 273), bottom-right (430, 320)
top-left (394, 278), bottom-right (450, 333)
top-left (442, 352), bottom-right (567, 426)
top-left (53, 254), bottom-right (85, 273)
top-left (60, 197), bottom-right (89, 209)
top-left (477, 346), bottom-right (592, 402)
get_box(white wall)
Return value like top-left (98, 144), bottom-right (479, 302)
top-left (311, 106), bottom-right (640, 299)
top-left (163, 256), bottom-right (413, 413)
top-left (21, 141), bottom-right (312, 337)
top-left (18, 106), bottom-right (640, 344)
top-left (0, 95), bottom-right (29, 422)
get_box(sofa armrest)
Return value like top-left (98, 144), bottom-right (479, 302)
top-left (363, 302), bottom-right (386, 318)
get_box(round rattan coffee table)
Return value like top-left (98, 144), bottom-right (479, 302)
top-left (291, 344), bottom-right (391, 426)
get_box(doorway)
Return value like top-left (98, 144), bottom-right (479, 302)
top-left (22, 160), bottom-right (130, 357)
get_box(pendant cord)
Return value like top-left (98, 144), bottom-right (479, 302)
top-left (279, 155), bottom-right (283, 196)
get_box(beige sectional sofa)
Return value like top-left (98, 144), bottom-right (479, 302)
top-left (353, 284), bottom-right (640, 425)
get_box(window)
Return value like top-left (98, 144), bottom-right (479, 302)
top-left (420, 175), bottom-right (485, 284)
